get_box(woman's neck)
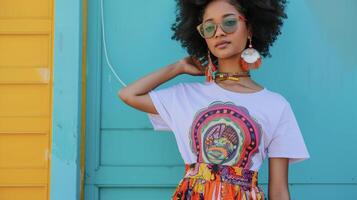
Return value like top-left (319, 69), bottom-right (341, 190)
top-left (215, 55), bottom-right (264, 89)
top-left (217, 54), bottom-right (245, 73)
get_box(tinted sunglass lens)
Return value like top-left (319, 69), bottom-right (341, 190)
top-left (222, 18), bottom-right (238, 33)
top-left (202, 22), bottom-right (216, 38)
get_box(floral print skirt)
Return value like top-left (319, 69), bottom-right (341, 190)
top-left (171, 162), bottom-right (265, 200)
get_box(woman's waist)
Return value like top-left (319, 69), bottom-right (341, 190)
top-left (183, 162), bottom-right (259, 189)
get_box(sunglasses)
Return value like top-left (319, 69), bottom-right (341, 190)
top-left (196, 15), bottom-right (247, 39)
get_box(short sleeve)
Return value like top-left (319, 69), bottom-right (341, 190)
top-left (147, 83), bottom-right (182, 131)
top-left (147, 113), bottom-right (171, 131)
top-left (267, 102), bottom-right (310, 164)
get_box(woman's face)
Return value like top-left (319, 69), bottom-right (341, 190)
top-left (202, 0), bottom-right (250, 59)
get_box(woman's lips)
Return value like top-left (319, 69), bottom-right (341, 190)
top-left (215, 42), bottom-right (230, 49)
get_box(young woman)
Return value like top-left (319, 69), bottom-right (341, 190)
top-left (119, 0), bottom-right (310, 199)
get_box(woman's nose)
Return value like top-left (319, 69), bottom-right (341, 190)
top-left (215, 25), bottom-right (226, 38)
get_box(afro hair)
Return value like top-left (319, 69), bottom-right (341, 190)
top-left (171, 0), bottom-right (288, 67)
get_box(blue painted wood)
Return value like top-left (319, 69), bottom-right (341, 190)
top-left (51, 0), bottom-right (83, 200)
top-left (262, 0), bottom-right (357, 185)
top-left (85, 0), bottom-right (357, 199)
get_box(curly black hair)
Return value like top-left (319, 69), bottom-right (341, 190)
top-left (171, 0), bottom-right (288, 67)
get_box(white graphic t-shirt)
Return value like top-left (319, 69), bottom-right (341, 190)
top-left (147, 81), bottom-right (310, 171)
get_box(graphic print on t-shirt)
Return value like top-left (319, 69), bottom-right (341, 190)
top-left (189, 101), bottom-right (263, 168)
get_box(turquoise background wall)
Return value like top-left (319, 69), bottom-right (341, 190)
top-left (84, 0), bottom-right (357, 199)
top-left (52, 0), bottom-right (83, 200)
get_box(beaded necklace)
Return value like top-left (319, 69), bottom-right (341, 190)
top-left (214, 71), bottom-right (251, 81)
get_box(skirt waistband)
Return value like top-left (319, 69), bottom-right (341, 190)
top-left (183, 162), bottom-right (259, 190)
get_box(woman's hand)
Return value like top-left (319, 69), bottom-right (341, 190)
top-left (177, 55), bottom-right (205, 76)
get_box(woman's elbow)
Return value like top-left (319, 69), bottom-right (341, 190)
top-left (117, 88), bottom-right (131, 103)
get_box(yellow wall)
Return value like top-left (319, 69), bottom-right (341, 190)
top-left (0, 0), bottom-right (54, 200)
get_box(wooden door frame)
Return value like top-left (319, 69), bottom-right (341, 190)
top-left (51, 0), bottom-right (85, 200)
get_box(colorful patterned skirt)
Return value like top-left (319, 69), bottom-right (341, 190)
top-left (171, 162), bottom-right (265, 200)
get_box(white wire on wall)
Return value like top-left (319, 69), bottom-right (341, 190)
top-left (100, 0), bottom-right (127, 87)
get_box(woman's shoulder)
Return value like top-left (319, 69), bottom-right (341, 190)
top-left (262, 88), bottom-right (292, 112)
top-left (160, 81), bottom-right (204, 94)
top-left (264, 88), bottom-right (289, 102)
top-left (179, 81), bottom-right (207, 90)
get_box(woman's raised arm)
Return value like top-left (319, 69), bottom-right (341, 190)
top-left (117, 56), bottom-right (204, 114)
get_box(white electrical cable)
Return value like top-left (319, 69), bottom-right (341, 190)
top-left (100, 0), bottom-right (127, 87)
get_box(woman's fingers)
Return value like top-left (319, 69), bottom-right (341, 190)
top-left (190, 56), bottom-right (205, 72)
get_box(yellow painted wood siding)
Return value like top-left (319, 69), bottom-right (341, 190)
top-left (0, 0), bottom-right (53, 200)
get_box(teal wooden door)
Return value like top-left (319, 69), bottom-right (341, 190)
top-left (84, 0), bottom-right (188, 199)
top-left (84, 0), bottom-right (357, 199)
